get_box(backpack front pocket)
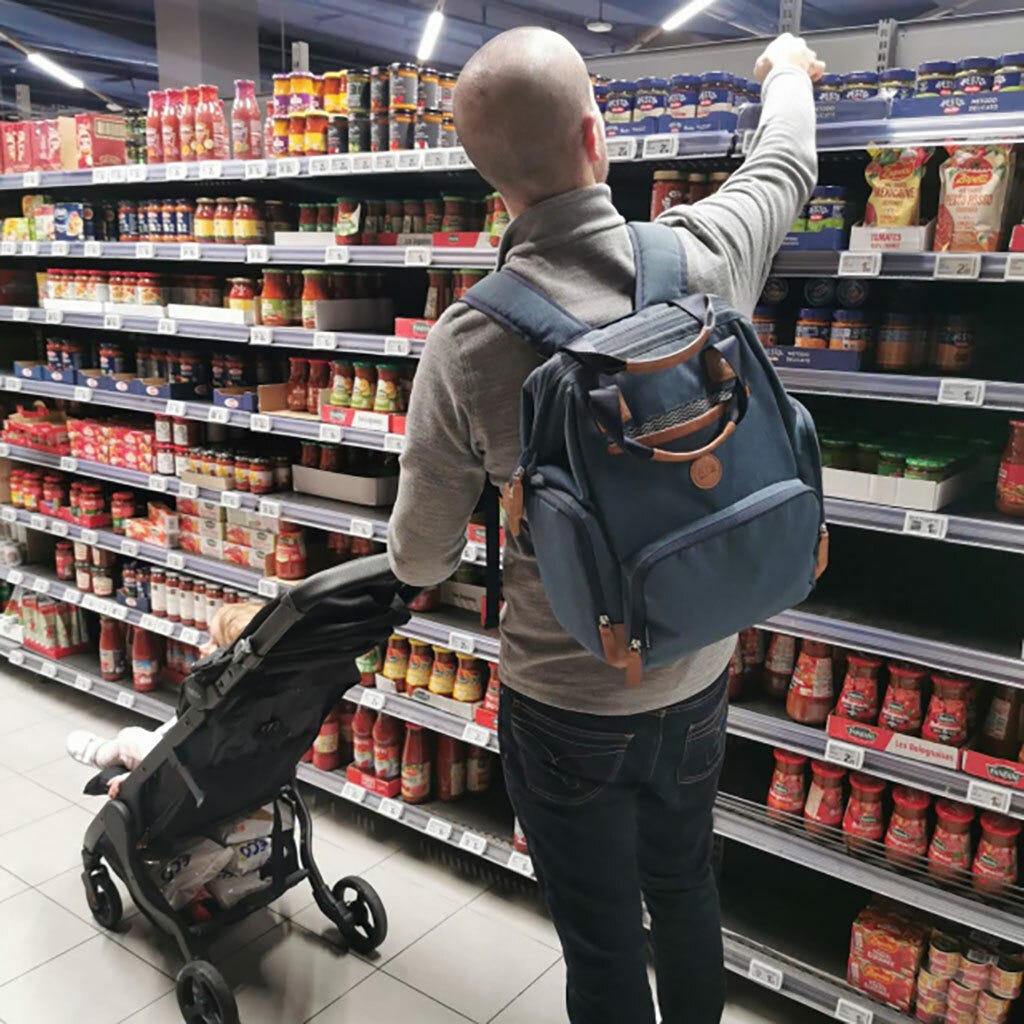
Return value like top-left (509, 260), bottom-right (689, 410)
top-left (625, 479), bottom-right (821, 668)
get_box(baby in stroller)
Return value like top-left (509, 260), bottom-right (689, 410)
top-left (72, 555), bottom-right (410, 1024)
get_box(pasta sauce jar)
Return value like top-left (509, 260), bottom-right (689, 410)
top-left (763, 633), bottom-right (796, 699)
top-left (879, 663), bottom-right (925, 733)
top-left (842, 773), bottom-right (886, 850)
top-left (996, 420), bottom-right (1024, 517)
top-left (885, 786), bottom-right (931, 866)
top-left (766, 748), bottom-right (806, 820)
top-left (834, 654), bottom-right (883, 722)
top-left (786, 639), bottom-right (834, 724)
top-left (927, 799), bottom-right (975, 880)
top-left (803, 760), bottom-right (845, 835)
top-left (972, 812), bottom-right (1020, 892)
top-left (921, 674), bottom-right (971, 746)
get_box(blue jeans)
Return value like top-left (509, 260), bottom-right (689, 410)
top-left (499, 672), bottom-right (728, 1024)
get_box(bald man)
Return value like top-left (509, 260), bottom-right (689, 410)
top-left (389, 28), bottom-right (821, 1024)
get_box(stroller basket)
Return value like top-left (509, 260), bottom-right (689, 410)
top-left (79, 554), bottom-right (412, 1024)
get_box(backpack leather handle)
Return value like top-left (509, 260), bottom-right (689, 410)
top-left (624, 295), bottom-right (715, 374)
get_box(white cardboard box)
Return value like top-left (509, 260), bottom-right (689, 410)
top-left (168, 304), bottom-right (253, 325)
top-left (823, 462), bottom-right (981, 511)
top-left (273, 231), bottom-right (336, 247)
top-left (291, 464), bottom-right (398, 507)
top-left (848, 219), bottom-right (936, 253)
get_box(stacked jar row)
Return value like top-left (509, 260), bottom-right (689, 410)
top-left (288, 357), bottom-right (415, 414)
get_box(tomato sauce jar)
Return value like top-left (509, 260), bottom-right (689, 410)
top-left (766, 748), bottom-right (806, 820)
top-left (763, 633), bottom-right (797, 700)
top-left (428, 647), bottom-right (457, 696)
top-left (803, 760), bottom-right (845, 835)
top-left (972, 812), bottom-right (1020, 893)
top-left (786, 639), bottom-right (834, 725)
top-left (842, 772), bottom-right (886, 850)
top-left (921, 674), bottom-right (971, 746)
top-left (650, 170), bottom-right (685, 221)
top-left (383, 634), bottom-right (410, 685)
top-left (405, 640), bottom-right (433, 691)
top-left (275, 522), bottom-right (307, 580)
top-left (794, 308), bottom-right (832, 349)
top-left (996, 420), bottom-right (1024, 517)
top-left (927, 799), bottom-right (975, 880)
top-left (879, 663), bottom-right (925, 733)
top-left (834, 654), bottom-right (883, 722)
top-left (885, 786), bottom-right (931, 866)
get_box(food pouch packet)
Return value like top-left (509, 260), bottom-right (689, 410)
top-left (935, 144), bottom-right (1015, 252)
top-left (864, 146), bottom-right (932, 227)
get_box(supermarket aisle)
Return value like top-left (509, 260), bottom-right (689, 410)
top-left (0, 666), bottom-right (817, 1024)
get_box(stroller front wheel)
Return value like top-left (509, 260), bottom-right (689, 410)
top-left (83, 867), bottom-right (122, 930)
top-left (329, 876), bottom-right (388, 954)
top-left (176, 960), bottom-right (238, 1024)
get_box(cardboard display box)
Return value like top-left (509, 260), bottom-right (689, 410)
top-left (344, 763), bottom-right (401, 798)
top-left (826, 714), bottom-right (961, 771)
top-left (291, 464), bottom-right (398, 507)
top-left (848, 220), bottom-right (936, 253)
top-left (961, 748), bottom-right (1024, 791)
top-left (822, 462), bottom-right (981, 512)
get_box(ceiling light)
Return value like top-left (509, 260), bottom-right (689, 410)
top-left (662, 0), bottom-right (717, 32)
top-left (586, 18), bottom-right (614, 32)
top-left (417, 7), bottom-right (445, 63)
top-left (26, 51), bottom-right (84, 89)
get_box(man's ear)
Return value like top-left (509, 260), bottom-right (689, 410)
top-left (582, 112), bottom-right (603, 164)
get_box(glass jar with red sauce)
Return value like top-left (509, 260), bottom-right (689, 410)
top-left (921, 674), bottom-right (971, 747)
top-left (885, 786), bottom-right (931, 866)
top-left (973, 812), bottom-right (1020, 893)
top-left (227, 277), bottom-right (256, 314)
top-left (335, 197), bottom-right (362, 244)
top-left (275, 522), bottom-right (307, 580)
top-left (763, 633), bottom-right (797, 700)
top-left (843, 773), bottom-right (886, 851)
top-left (726, 641), bottom-right (745, 701)
top-left (54, 541), bottom-right (74, 581)
top-left (928, 800), bottom-right (975, 881)
top-left (287, 357), bottom-right (309, 412)
top-left (997, 420), bottom-right (1024, 517)
top-left (307, 359), bottom-right (331, 414)
top-left (766, 748), bottom-right (806, 820)
top-left (232, 196), bottom-right (264, 244)
top-left (301, 269), bottom-right (330, 329)
top-left (318, 444), bottom-right (342, 473)
top-left (804, 760), bottom-right (845, 835)
top-left (260, 269), bottom-right (292, 326)
top-left (786, 639), bottom-right (834, 725)
top-left (110, 492), bottom-right (135, 534)
top-left (834, 654), bottom-right (883, 722)
top-left (879, 663), bottom-right (926, 734)
top-left (441, 195), bottom-right (467, 231)
top-left (248, 457), bottom-right (274, 495)
top-left (213, 197), bottom-right (236, 243)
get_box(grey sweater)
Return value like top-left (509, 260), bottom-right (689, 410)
top-left (388, 66), bottom-right (817, 715)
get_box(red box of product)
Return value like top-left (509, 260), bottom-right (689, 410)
top-left (826, 715), bottom-right (961, 771)
top-left (30, 120), bottom-right (61, 171)
top-left (344, 763), bottom-right (401, 798)
top-left (431, 231), bottom-right (498, 249)
top-left (467, 523), bottom-right (505, 547)
top-left (849, 905), bottom-right (927, 976)
top-left (1010, 225), bottom-right (1024, 252)
top-left (392, 317), bottom-right (435, 340)
top-left (319, 406), bottom-right (407, 435)
top-left (961, 748), bottom-right (1024, 791)
top-left (1, 122), bottom-right (32, 174)
top-left (474, 706), bottom-right (497, 731)
top-left (846, 956), bottom-right (916, 1012)
top-left (65, 113), bottom-right (126, 169)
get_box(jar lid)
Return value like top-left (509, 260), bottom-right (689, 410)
top-left (810, 760), bottom-right (846, 780)
top-left (999, 52), bottom-right (1024, 65)
top-left (847, 653), bottom-right (883, 668)
top-left (214, 196), bottom-right (236, 203)
top-left (670, 73), bottom-right (700, 87)
top-left (881, 67), bottom-right (916, 82)
top-left (936, 799), bottom-right (975, 825)
top-left (635, 76), bottom-right (668, 89)
top-left (906, 456), bottom-right (951, 470)
top-left (111, 491), bottom-right (134, 500)
top-left (956, 56), bottom-right (997, 71)
top-left (653, 170), bottom-right (685, 181)
top-left (235, 196), bottom-right (258, 204)
top-left (981, 811), bottom-right (1021, 837)
top-left (772, 748), bottom-right (807, 767)
top-left (918, 60), bottom-right (956, 74)
top-left (811, 185), bottom-right (846, 199)
top-left (849, 772), bottom-right (885, 794)
top-left (798, 307), bottom-right (833, 320)
top-left (608, 79), bottom-right (635, 91)
top-left (700, 70), bottom-right (734, 84)
top-left (893, 786), bottom-right (930, 811)
top-left (389, 61), bottom-right (419, 71)
top-left (832, 308), bottom-right (867, 321)
top-left (817, 74), bottom-right (843, 87)
top-left (878, 449), bottom-right (907, 460)
top-left (843, 70), bottom-right (880, 83)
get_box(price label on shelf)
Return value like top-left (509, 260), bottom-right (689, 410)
top-left (0, 508), bottom-right (13, 524)
top-left (396, 151), bottom-right (423, 171)
top-left (80, 529), bottom-right (99, 545)
top-left (107, 166), bottom-right (127, 184)
top-left (313, 331), bottom-right (337, 350)
top-left (383, 336), bottom-right (410, 357)
top-left (207, 406), bottom-right (231, 425)
top-left (384, 433), bottom-right (404, 454)
top-left (342, 781), bottom-right (367, 804)
top-left (348, 518), bottom-right (374, 540)
top-left (351, 411), bottom-right (388, 432)
top-left (116, 691), bottom-right (135, 709)
top-left (180, 627), bottom-right (201, 647)
top-left (834, 997), bottom-right (873, 1024)
top-left (103, 313), bottom-right (123, 331)
top-left (837, 251), bottom-right (882, 278)
top-left (63, 589), bottom-right (81, 607)
top-left (220, 491), bottom-right (242, 509)
top-left (176, 482), bottom-right (198, 500)
top-left (934, 252), bottom-right (981, 281)
top-left (461, 543), bottom-right (478, 563)
top-left (249, 326), bottom-right (272, 346)
top-left (83, 596), bottom-right (103, 616)
top-left (507, 852), bottom-right (534, 877)
top-left (126, 163), bottom-right (148, 183)
top-left (197, 160), bottom-right (223, 179)
top-left (937, 378), bottom-right (985, 407)
top-left (2, 378), bottom-right (19, 392)
top-left (246, 245), bottom-right (269, 264)
top-left (32, 577), bottom-right (50, 595)
top-left (73, 386), bottom-right (93, 403)
top-left (361, 689), bottom-right (386, 711)
top-left (902, 511), bottom-right (949, 540)
top-left (40, 661), bottom-right (57, 679)
top-left (139, 614), bottom-right (161, 633)
top-left (166, 162), bottom-right (190, 181)
top-left (351, 153), bottom-right (373, 173)
top-left (378, 798), bottom-right (403, 820)
top-left (447, 631), bottom-right (475, 655)
top-left (50, 242), bottom-right (70, 258)
top-left (22, 171), bottom-right (41, 188)
top-left (165, 399), bottom-right (186, 417)
top-left (404, 246), bottom-right (432, 267)
top-left (606, 137), bottom-right (638, 161)
top-left (308, 156), bottom-right (331, 176)
top-left (258, 578), bottom-right (279, 599)
top-left (328, 155), bottom-right (352, 175)
top-left (44, 309), bottom-right (64, 325)
top-left (966, 779), bottom-right (1013, 814)
top-left (7, 569), bottom-right (23, 585)
top-left (426, 817), bottom-right (453, 841)
top-left (179, 243), bottom-right (200, 261)
top-left (29, 514), bottom-right (46, 532)
top-left (74, 673), bottom-right (92, 692)
top-left (1004, 254), bottom-right (1024, 281)
top-left (147, 474), bottom-right (168, 493)
top-left (49, 521), bottom-right (69, 538)
top-left (249, 414), bottom-right (271, 433)
top-left (11, 307), bottom-right (29, 322)
top-left (59, 456), bottom-right (78, 473)
top-left (275, 158), bottom-right (302, 178)
top-left (120, 539), bottom-right (139, 556)
top-left (136, 242), bottom-right (155, 259)
top-left (20, 241), bottom-right (38, 257)
top-left (324, 246), bottom-right (351, 265)
top-left (824, 739), bottom-right (865, 770)
top-left (0, 242), bottom-right (15, 256)
top-left (462, 723), bottom-right (491, 749)
top-left (157, 317), bottom-right (177, 336)
top-left (166, 552), bottom-right (186, 570)
top-left (642, 135), bottom-right (678, 159)
top-left (319, 423), bottom-right (342, 444)
top-left (258, 499), bottom-right (281, 519)
top-left (83, 241), bottom-right (102, 258)
top-left (244, 159), bottom-right (269, 179)
top-left (92, 167), bottom-right (111, 185)
top-left (747, 960), bottom-right (783, 991)
top-left (459, 832), bottom-right (488, 856)
top-left (423, 149), bottom-right (446, 170)
top-left (447, 148), bottom-right (471, 169)
top-left (110, 604), bottom-right (129, 622)
top-left (7, 649), bottom-right (24, 667)
top-left (373, 152), bottom-right (397, 172)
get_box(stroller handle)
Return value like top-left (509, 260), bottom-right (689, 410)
top-left (280, 553), bottom-right (421, 616)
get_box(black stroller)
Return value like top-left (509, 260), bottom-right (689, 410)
top-left (79, 554), bottom-right (412, 1024)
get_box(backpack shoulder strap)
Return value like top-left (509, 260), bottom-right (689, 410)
top-left (627, 221), bottom-right (687, 309)
top-left (460, 268), bottom-right (590, 357)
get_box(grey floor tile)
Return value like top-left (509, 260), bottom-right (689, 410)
top-left (30, 755), bottom-right (102, 809)
top-left (37, 865), bottom-right (138, 930)
top-left (467, 884), bottom-right (561, 951)
top-left (489, 960), bottom-right (566, 1024)
top-left (0, 804), bottom-right (94, 884)
top-left (310, 971), bottom-right (473, 1023)
top-left (0, 774), bottom-right (71, 836)
top-left (0, 716), bottom-right (83, 772)
top-left (374, 844), bottom-right (492, 907)
top-left (0, 934), bottom-right (173, 1024)
top-left (0, 889), bottom-right (94, 986)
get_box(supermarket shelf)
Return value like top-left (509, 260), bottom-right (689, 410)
top-left (0, 305), bottom-right (417, 358)
top-left (762, 606), bottom-right (1024, 688)
top-left (396, 606), bottom-right (500, 664)
top-left (0, 561), bottom-right (209, 648)
top-left (0, 375), bottom-right (406, 455)
top-left (772, 249), bottom-right (1024, 281)
top-left (716, 793), bottom-right (1024, 946)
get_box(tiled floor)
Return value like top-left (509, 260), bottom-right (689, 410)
top-left (0, 666), bottom-right (822, 1024)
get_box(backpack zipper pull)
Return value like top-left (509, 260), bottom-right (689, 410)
top-left (503, 467), bottom-right (525, 538)
top-left (626, 638), bottom-right (643, 688)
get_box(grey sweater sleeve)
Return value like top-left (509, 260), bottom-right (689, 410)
top-left (656, 66), bottom-right (818, 313)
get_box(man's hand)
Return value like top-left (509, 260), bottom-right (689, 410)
top-left (753, 32), bottom-right (826, 83)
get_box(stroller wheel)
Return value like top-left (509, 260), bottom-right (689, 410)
top-left (329, 876), bottom-right (388, 954)
top-left (176, 960), bottom-right (238, 1024)
top-left (83, 867), bottom-right (122, 930)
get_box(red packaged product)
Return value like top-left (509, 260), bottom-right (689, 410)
top-left (351, 705), bottom-right (375, 772)
top-left (436, 735), bottom-right (466, 802)
top-left (1, 122), bottom-right (32, 174)
top-left (766, 748), bottom-right (806, 819)
top-left (927, 799), bottom-right (975, 880)
top-left (847, 956), bottom-right (915, 1012)
top-left (834, 654), bottom-right (883, 722)
top-left (842, 773), bottom-right (886, 850)
top-left (879, 663), bottom-right (926, 734)
top-left (72, 113), bottom-right (127, 168)
top-left (401, 724), bottom-right (431, 803)
top-left (312, 710), bottom-right (341, 772)
top-left (921, 674), bottom-right (971, 746)
top-left (972, 812), bottom-right (1021, 893)
top-left (803, 760), bottom-right (845, 834)
top-left (885, 786), bottom-right (931, 866)
top-left (849, 904), bottom-right (927, 976)
top-left (372, 712), bottom-right (400, 780)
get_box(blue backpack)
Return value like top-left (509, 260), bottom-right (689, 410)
top-left (462, 221), bottom-right (826, 686)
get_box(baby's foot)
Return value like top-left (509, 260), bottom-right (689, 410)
top-left (66, 730), bottom-right (118, 768)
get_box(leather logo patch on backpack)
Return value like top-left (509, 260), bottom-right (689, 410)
top-left (691, 454), bottom-right (722, 490)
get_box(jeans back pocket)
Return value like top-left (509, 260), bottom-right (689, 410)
top-left (676, 691), bottom-right (727, 785)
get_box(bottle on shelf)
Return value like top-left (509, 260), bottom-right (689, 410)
top-left (312, 709), bottom-right (341, 772)
top-left (436, 735), bottom-right (466, 802)
top-left (401, 724), bottom-right (431, 803)
top-left (762, 633), bottom-right (796, 700)
top-left (132, 625), bottom-right (161, 693)
top-left (161, 88), bottom-right (183, 163)
top-left (766, 748), bottom-right (807, 820)
top-left (372, 712), bottom-right (401, 781)
top-left (99, 617), bottom-right (126, 682)
top-left (179, 86), bottom-right (199, 161)
top-left (231, 79), bottom-right (264, 160)
top-left (466, 746), bottom-right (493, 793)
top-left (194, 84), bottom-right (227, 160)
top-left (351, 704), bottom-right (375, 772)
top-left (786, 639), bottom-right (834, 725)
top-left (146, 90), bottom-right (166, 164)
top-left (981, 686), bottom-right (1022, 759)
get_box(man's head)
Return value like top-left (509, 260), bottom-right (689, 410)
top-left (454, 27), bottom-right (607, 217)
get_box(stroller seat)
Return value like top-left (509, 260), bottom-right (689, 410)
top-left (79, 554), bottom-right (412, 1024)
